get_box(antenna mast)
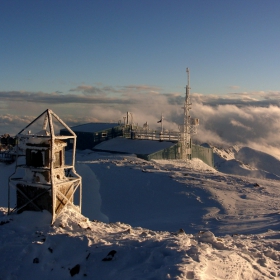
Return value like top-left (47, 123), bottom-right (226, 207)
top-left (181, 68), bottom-right (192, 160)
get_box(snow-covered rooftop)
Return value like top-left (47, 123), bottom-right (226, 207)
top-left (94, 137), bottom-right (176, 154)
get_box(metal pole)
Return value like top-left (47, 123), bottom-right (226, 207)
top-left (161, 113), bottom-right (163, 133)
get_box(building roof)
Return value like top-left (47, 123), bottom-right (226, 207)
top-left (94, 137), bottom-right (176, 155)
top-left (64, 123), bottom-right (120, 133)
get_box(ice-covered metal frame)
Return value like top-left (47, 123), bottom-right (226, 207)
top-left (8, 109), bottom-right (82, 223)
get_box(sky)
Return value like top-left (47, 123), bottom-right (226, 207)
top-left (1, 0), bottom-right (280, 155)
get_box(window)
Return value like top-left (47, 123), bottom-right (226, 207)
top-left (26, 149), bottom-right (50, 167)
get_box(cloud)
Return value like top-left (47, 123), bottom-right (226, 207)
top-left (191, 103), bottom-right (280, 158)
top-left (123, 85), bottom-right (161, 93)
top-left (0, 114), bottom-right (35, 135)
top-left (0, 85), bottom-right (184, 134)
top-left (0, 90), bottom-right (134, 105)
top-left (2, 84), bottom-right (280, 159)
top-left (230, 120), bottom-right (252, 131)
top-left (190, 91), bottom-right (280, 107)
top-left (69, 85), bottom-right (120, 96)
top-left (228, 85), bottom-right (240, 90)
top-left (1, 87), bottom-right (278, 109)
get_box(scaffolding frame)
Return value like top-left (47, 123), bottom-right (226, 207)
top-left (8, 109), bottom-right (82, 223)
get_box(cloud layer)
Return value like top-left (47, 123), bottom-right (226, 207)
top-left (1, 85), bottom-right (280, 158)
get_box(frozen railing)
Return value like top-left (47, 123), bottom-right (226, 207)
top-left (0, 151), bottom-right (16, 163)
top-left (132, 129), bottom-right (180, 142)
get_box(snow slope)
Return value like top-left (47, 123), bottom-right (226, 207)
top-left (214, 145), bottom-right (280, 180)
top-left (1, 204), bottom-right (280, 280)
top-left (1, 145), bottom-right (280, 279)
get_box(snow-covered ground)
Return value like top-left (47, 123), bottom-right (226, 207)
top-left (1, 143), bottom-right (280, 279)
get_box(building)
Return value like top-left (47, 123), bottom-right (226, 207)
top-left (60, 123), bottom-right (125, 150)
top-left (93, 137), bottom-right (214, 167)
top-left (60, 122), bottom-right (214, 168)
top-left (59, 69), bottom-right (214, 167)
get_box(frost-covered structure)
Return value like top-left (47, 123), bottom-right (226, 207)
top-left (8, 109), bottom-right (82, 222)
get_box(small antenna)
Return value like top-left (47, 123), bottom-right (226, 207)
top-left (186, 68), bottom-right (191, 99)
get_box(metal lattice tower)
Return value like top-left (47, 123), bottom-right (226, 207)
top-left (181, 68), bottom-right (192, 160)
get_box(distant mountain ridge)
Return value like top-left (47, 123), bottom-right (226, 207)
top-left (211, 144), bottom-right (280, 180)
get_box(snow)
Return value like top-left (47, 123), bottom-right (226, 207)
top-left (214, 145), bottom-right (280, 180)
top-left (94, 137), bottom-right (176, 154)
top-left (1, 143), bottom-right (280, 279)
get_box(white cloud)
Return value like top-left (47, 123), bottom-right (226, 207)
top-left (230, 120), bottom-right (252, 131)
top-left (228, 85), bottom-right (240, 90)
top-left (2, 85), bottom-right (280, 159)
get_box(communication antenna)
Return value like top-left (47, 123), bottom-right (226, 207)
top-left (180, 68), bottom-right (199, 160)
top-left (186, 68), bottom-right (190, 99)
top-left (180, 68), bottom-right (192, 160)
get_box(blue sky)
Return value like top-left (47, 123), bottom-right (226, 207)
top-left (2, 0), bottom-right (280, 154)
top-left (1, 0), bottom-right (280, 95)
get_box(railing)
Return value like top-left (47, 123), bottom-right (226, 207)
top-left (0, 151), bottom-right (16, 163)
top-left (132, 129), bottom-right (180, 142)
